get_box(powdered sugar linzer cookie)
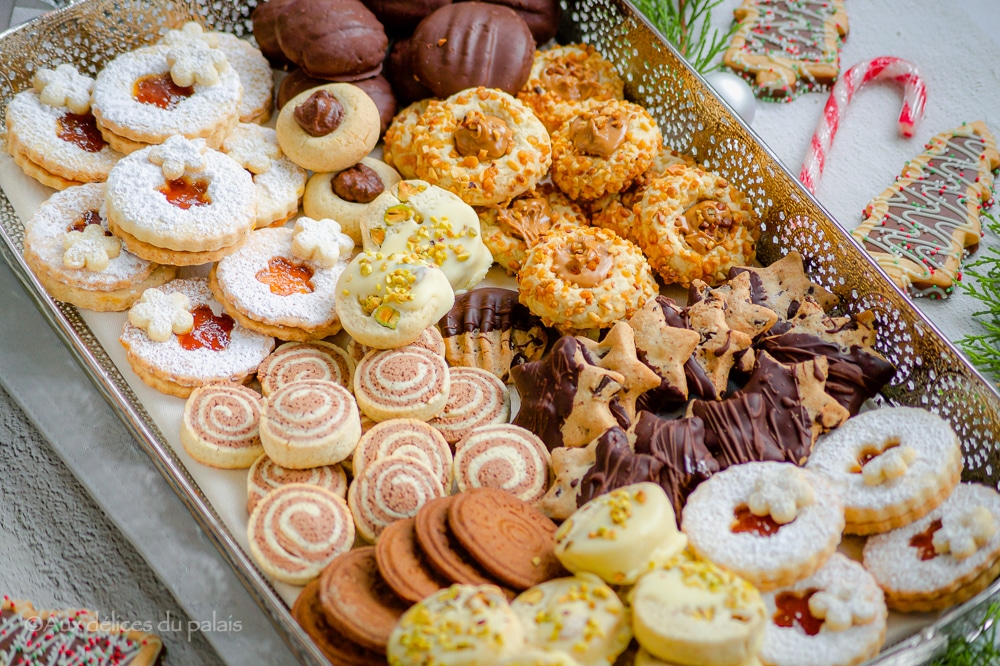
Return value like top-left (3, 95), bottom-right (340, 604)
top-left (221, 123), bottom-right (306, 229)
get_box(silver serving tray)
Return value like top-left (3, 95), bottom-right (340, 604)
top-left (1, 0), bottom-right (999, 663)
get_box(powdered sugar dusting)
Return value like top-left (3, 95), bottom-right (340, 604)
top-left (214, 33), bottom-right (273, 123)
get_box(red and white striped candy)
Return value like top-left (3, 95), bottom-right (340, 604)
top-left (800, 56), bottom-right (927, 193)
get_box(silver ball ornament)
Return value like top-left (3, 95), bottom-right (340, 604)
top-left (704, 71), bottom-right (756, 125)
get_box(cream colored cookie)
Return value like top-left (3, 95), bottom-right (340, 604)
top-left (180, 382), bottom-right (264, 468)
top-left (383, 100), bottom-right (430, 180)
top-left (353, 345), bottom-right (451, 422)
top-left (221, 123), bottom-right (306, 229)
top-left (554, 483), bottom-right (688, 586)
top-left (412, 87), bottom-right (552, 206)
top-left (336, 250), bottom-right (456, 349)
top-left (634, 649), bottom-right (762, 666)
top-left (256, 340), bottom-right (355, 396)
top-left (275, 83), bottom-right (380, 172)
top-left (259, 379), bottom-right (362, 468)
top-left (537, 441), bottom-right (597, 521)
top-left (7, 135), bottom-right (86, 189)
top-left (302, 157), bottom-right (402, 244)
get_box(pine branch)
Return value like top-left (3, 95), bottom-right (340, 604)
top-left (929, 601), bottom-right (1000, 665)
top-left (958, 211), bottom-right (1000, 383)
top-left (632, 0), bottom-right (738, 73)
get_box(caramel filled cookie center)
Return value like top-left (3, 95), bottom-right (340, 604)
top-left (553, 238), bottom-right (613, 288)
top-left (497, 197), bottom-right (552, 246)
top-left (570, 112), bottom-right (625, 158)
top-left (678, 200), bottom-right (735, 252)
top-left (454, 111), bottom-right (512, 160)
top-left (159, 176), bottom-right (210, 209)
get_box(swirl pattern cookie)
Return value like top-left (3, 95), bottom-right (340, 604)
top-left (411, 87), bottom-right (552, 206)
top-left (246, 453), bottom-right (348, 514)
top-left (180, 383), bottom-right (263, 469)
top-left (453, 424), bottom-right (550, 505)
top-left (247, 482), bottom-right (355, 585)
top-left (354, 345), bottom-right (451, 422)
top-left (427, 368), bottom-right (511, 446)
top-left (256, 340), bottom-right (355, 396)
top-left (259, 379), bottom-right (362, 468)
top-left (348, 456), bottom-right (447, 542)
top-left (221, 123), bottom-right (307, 229)
top-left (353, 418), bottom-right (454, 491)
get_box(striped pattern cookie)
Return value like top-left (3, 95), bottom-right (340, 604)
top-left (180, 382), bottom-right (264, 469)
top-left (352, 418), bottom-right (453, 491)
top-left (257, 340), bottom-right (355, 396)
top-left (354, 345), bottom-right (450, 422)
top-left (245, 453), bottom-right (348, 514)
top-left (427, 367), bottom-right (511, 445)
top-left (453, 424), bottom-right (550, 504)
top-left (348, 456), bottom-right (447, 542)
top-left (260, 379), bottom-right (361, 468)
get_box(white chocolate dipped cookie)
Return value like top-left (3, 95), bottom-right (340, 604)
top-left (760, 553), bottom-right (887, 666)
top-left (22, 182), bottom-right (176, 311)
top-left (512, 573), bottom-right (632, 666)
top-left (348, 455), bottom-right (448, 543)
top-left (209, 220), bottom-right (354, 341)
top-left (554, 483), bottom-right (688, 586)
top-left (259, 379), bottom-right (361, 469)
top-left (806, 406), bottom-right (962, 535)
top-left (303, 157), bottom-right (402, 244)
top-left (360, 179), bottom-right (493, 292)
top-left (336, 250), bottom-right (455, 350)
top-left (221, 123), bottom-right (306, 229)
top-left (246, 453), bottom-right (347, 514)
top-left (256, 340), bottom-right (355, 396)
top-left (180, 382), bottom-right (264, 469)
top-left (247, 482), bottom-right (355, 585)
top-left (427, 367), bottom-right (511, 446)
top-left (629, 549), bottom-right (767, 666)
top-left (104, 135), bottom-right (256, 266)
top-left (119, 277), bottom-right (274, 397)
top-left (863, 482), bottom-right (1000, 613)
top-left (353, 345), bottom-right (451, 422)
top-left (352, 418), bottom-right (454, 491)
top-left (681, 462), bottom-right (845, 592)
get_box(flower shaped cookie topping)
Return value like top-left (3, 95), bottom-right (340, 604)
top-left (292, 217), bottom-right (355, 268)
top-left (747, 466), bottom-right (815, 524)
top-left (933, 506), bottom-right (998, 560)
top-left (129, 288), bottom-right (194, 342)
top-left (167, 40), bottom-right (229, 88)
top-left (162, 21), bottom-right (220, 48)
top-left (32, 64), bottom-right (94, 114)
top-left (807, 583), bottom-right (878, 632)
top-left (862, 444), bottom-right (917, 486)
top-left (148, 135), bottom-right (207, 180)
top-left (62, 225), bottom-right (120, 271)
top-left (222, 124), bottom-right (280, 175)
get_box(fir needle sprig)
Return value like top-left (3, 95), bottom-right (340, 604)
top-left (631, 0), bottom-right (739, 73)
top-left (959, 211), bottom-right (1000, 382)
top-left (929, 600), bottom-right (1000, 665)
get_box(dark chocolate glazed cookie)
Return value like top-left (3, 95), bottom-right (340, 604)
top-left (410, 2), bottom-right (535, 97)
top-left (465, 0), bottom-right (560, 44)
top-left (384, 38), bottom-right (435, 105)
top-left (251, 0), bottom-right (298, 67)
top-left (275, 0), bottom-right (388, 81)
top-left (363, 0), bottom-right (453, 36)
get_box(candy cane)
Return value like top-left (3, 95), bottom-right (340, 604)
top-left (800, 56), bottom-right (927, 193)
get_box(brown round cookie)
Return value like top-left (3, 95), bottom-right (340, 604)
top-left (318, 547), bottom-right (410, 654)
top-left (375, 517), bottom-right (451, 603)
top-left (363, 0), bottom-right (453, 36)
top-left (448, 487), bottom-right (564, 589)
top-left (279, 72), bottom-right (397, 138)
top-left (292, 580), bottom-right (384, 666)
top-left (277, 68), bottom-right (327, 109)
top-left (384, 38), bottom-right (435, 105)
top-left (276, 0), bottom-right (388, 81)
top-left (471, 0), bottom-right (560, 44)
top-left (410, 2), bottom-right (535, 97)
top-left (251, 0), bottom-right (297, 67)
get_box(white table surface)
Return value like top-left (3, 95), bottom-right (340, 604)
top-left (1, 1), bottom-right (1000, 665)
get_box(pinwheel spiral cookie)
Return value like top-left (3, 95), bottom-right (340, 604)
top-left (119, 277), bottom-right (274, 397)
top-left (681, 462), bottom-right (845, 591)
top-left (256, 340), bottom-right (355, 396)
top-left (336, 251), bottom-right (456, 350)
top-left (180, 382), bottom-right (264, 469)
top-left (382, 100), bottom-right (430, 180)
top-left (760, 553), bottom-right (887, 666)
top-left (259, 379), bottom-right (362, 468)
top-left (518, 225), bottom-right (658, 333)
top-left (246, 453), bottom-right (347, 514)
top-left (104, 135), bottom-right (256, 266)
top-left (635, 165), bottom-right (759, 286)
top-left (353, 345), bottom-right (451, 422)
top-left (360, 179), bottom-right (493, 292)
top-left (806, 407), bottom-right (962, 535)
top-left (91, 42), bottom-right (242, 153)
top-left (410, 87), bottom-right (552, 206)
top-left (427, 368), bottom-right (511, 446)
top-left (22, 183), bottom-right (176, 311)
top-left (477, 183), bottom-right (589, 275)
top-left (863, 483), bottom-right (1000, 613)
top-left (352, 418), bottom-right (454, 491)
top-left (453, 424), bottom-right (550, 505)
top-left (221, 123), bottom-right (307, 229)
top-left (303, 157), bottom-right (402, 244)
top-left (247, 482), bottom-right (355, 585)
top-left (550, 98), bottom-right (662, 200)
top-left (209, 219), bottom-right (354, 341)
top-left (5, 64), bottom-right (123, 189)
top-left (348, 455), bottom-right (448, 542)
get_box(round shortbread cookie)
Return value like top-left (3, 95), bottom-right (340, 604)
top-left (247, 482), bottom-right (354, 585)
top-left (245, 453), bottom-right (347, 514)
top-left (302, 157), bottom-right (402, 244)
top-left (256, 340), bottom-right (355, 396)
top-left (353, 345), bottom-right (451, 422)
top-left (347, 455), bottom-right (447, 543)
top-left (346, 326), bottom-right (446, 364)
top-left (259, 379), bottom-right (361, 468)
top-left (633, 648), bottom-right (763, 666)
top-left (414, 496), bottom-right (510, 591)
top-left (452, 424), bottom-right (549, 505)
top-left (681, 462), bottom-right (845, 592)
top-left (119, 277), bottom-right (275, 398)
top-left (180, 382), bottom-right (264, 468)
top-left (427, 368), bottom-right (511, 446)
top-left (22, 182), bottom-right (176, 311)
top-left (352, 418), bottom-right (454, 491)
top-left (382, 100), bottom-right (429, 180)
top-left (291, 580), bottom-right (384, 666)
top-left (7, 134), bottom-right (85, 189)
top-left (411, 87), bottom-right (552, 206)
top-left (806, 406), bottom-right (963, 535)
top-left (375, 517), bottom-right (450, 604)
